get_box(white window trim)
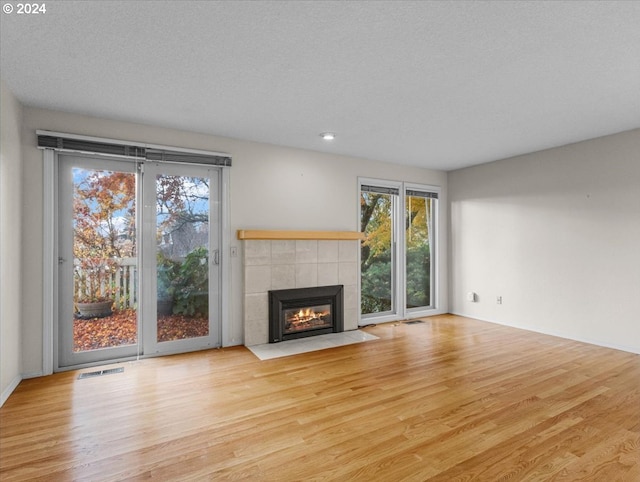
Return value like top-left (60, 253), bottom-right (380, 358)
top-left (42, 149), bottom-right (56, 376)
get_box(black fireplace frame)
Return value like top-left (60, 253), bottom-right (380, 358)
top-left (268, 285), bottom-right (344, 343)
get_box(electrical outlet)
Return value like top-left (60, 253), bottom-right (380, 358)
top-left (497, 296), bottom-right (502, 304)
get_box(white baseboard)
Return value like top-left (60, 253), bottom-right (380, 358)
top-left (449, 311), bottom-right (640, 355)
top-left (1, 375), bottom-right (22, 407)
top-left (21, 371), bottom-right (45, 379)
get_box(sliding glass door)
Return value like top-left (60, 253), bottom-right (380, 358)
top-left (58, 155), bottom-right (140, 367)
top-left (57, 154), bottom-right (222, 369)
top-left (142, 162), bottom-right (220, 355)
top-left (359, 180), bottom-right (438, 324)
top-left (405, 189), bottom-right (436, 312)
top-left (360, 184), bottom-right (398, 317)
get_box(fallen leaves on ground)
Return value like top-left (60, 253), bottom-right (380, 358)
top-left (73, 309), bottom-right (209, 352)
top-left (158, 313), bottom-right (209, 342)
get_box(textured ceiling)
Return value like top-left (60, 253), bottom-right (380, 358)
top-left (1, 0), bottom-right (639, 171)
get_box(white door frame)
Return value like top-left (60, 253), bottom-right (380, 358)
top-left (41, 135), bottom-right (232, 373)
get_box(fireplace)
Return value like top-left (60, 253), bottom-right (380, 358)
top-left (269, 285), bottom-right (344, 343)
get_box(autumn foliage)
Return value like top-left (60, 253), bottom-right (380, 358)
top-left (360, 192), bottom-right (433, 314)
top-left (71, 168), bottom-right (211, 352)
top-left (73, 169), bottom-right (136, 303)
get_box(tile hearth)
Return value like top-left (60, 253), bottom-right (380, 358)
top-left (247, 330), bottom-right (378, 360)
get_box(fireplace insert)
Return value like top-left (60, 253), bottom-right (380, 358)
top-left (268, 285), bottom-right (344, 343)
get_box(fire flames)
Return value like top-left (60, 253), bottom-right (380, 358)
top-left (292, 307), bottom-right (329, 323)
top-left (285, 306), bottom-right (331, 332)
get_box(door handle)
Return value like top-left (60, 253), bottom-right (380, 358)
top-left (58, 257), bottom-right (67, 264)
top-left (213, 249), bottom-right (220, 265)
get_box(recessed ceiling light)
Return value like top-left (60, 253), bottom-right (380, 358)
top-left (320, 132), bottom-right (336, 140)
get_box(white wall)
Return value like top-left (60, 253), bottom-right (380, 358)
top-left (449, 129), bottom-right (640, 353)
top-left (0, 80), bottom-right (24, 404)
top-left (20, 107), bottom-right (448, 375)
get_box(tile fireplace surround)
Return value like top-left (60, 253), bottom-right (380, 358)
top-left (240, 231), bottom-right (362, 346)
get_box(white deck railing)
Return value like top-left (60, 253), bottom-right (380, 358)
top-left (74, 257), bottom-right (138, 309)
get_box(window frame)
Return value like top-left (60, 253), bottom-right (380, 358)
top-left (358, 178), bottom-right (440, 324)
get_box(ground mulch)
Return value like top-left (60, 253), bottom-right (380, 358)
top-left (73, 308), bottom-right (209, 352)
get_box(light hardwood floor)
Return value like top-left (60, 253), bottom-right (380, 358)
top-left (1, 315), bottom-right (639, 481)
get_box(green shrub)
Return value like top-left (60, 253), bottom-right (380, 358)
top-left (157, 252), bottom-right (180, 301)
top-left (172, 247), bottom-right (209, 317)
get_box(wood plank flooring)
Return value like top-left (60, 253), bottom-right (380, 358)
top-left (1, 314), bottom-right (639, 481)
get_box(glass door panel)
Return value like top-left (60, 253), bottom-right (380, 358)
top-left (155, 173), bottom-right (210, 342)
top-left (143, 163), bottom-right (220, 355)
top-left (405, 194), bottom-right (434, 310)
top-left (58, 155), bottom-right (139, 368)
top-left (360, 191), bottom-right (395, 316)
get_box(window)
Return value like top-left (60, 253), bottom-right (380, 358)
top-left (359, 179), bottom-right (438, 323)
top-left (405, 189), bottom-right (437, 311)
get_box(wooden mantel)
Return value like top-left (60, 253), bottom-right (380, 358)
top-left (237, 230), bottom-right (365, 241)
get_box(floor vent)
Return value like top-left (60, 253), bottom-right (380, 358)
top-left (404, 320), bottom-right (424, 325)
top-left (78, 367), bottom-right (124, 379)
